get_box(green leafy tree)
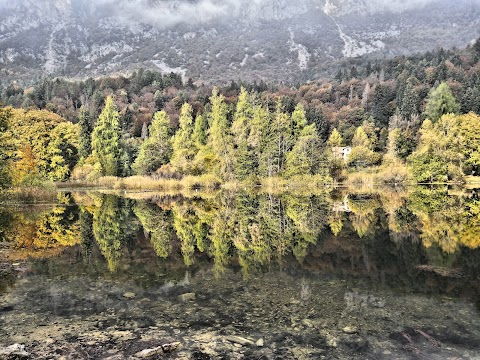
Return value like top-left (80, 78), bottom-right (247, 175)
top-left (5, 109), bottom-right (79, 182)
top-left (347, 126), bottom-right (380, 167)
top-left (408, 116), bottom-right (463, 183)
top-left (133, 111), bottom-right (172, 175)
top-left (458, 113), bottom-right (480, 175)
top-left (423, 82), bottom-right (460, 123)
top-left (91, 96), bottom-right (124, 176)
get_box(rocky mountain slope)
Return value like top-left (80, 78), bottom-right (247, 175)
top-left (0, 0), bottom-right (479, 84)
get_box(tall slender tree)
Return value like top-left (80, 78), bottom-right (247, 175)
top-left (0, 107), bottom-right (12, 187)
top-left (232, 88), bottom-right (256, 180)
top-left (91, 96), bottom-right (124, 176)
top-left (205, 88), bottom-right (234, 179)
top-left (133, 111), bottom-right (172, 175)
top-left (171, 103), bottom-right (197, 174)
top-left (78, 107), bottom-right (92, 160)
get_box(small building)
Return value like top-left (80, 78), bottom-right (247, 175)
top-left (332, 146), bottom-right (352, 162)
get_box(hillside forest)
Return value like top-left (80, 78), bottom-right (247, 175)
top-left (1, 40), bottom-right (480, 189)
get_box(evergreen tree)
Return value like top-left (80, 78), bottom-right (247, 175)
top-left (461, 86), bottom-right (480, 114)
top-left (171, 103), bottom-right (197, 174)
top-left (284, 124), bottom-right (323, 178)
top-left (251, 106), bottom-right (272, 178)
top-left (327, 128), bottom-right (343, 148)
top-left (347, 126), bottom-right (380, 168)
top-left (77, 107), bottom-right (92, 159)
top-left (120, 107), bottom-right (133, 132)
top-left (398, 83), bottom-right (419, 119)
top-left (192, 114), bottom-right (208, 149)
top-left (46, 122), bottom-right (80, 181)
top-left (268, 105), bottom-right (291, 175)
top-left (424, 82), bottom-right (460, 123)
top-left (0, 107), bottom-right (11, 188)
top-left (91, 96), bottom-right (124, 176)
top-left (133, 111), bottom-right (172, 175)
top-left (205, 88), bottom-right (234, 179)
top-left (371, 84), bottom-right (394, 128)
top-left (291, 103), bottom-right (308, 140)
top-left (232, 88), bottom-right (256, 180)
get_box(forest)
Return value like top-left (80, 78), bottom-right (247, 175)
top-left (1, 39), bottom-right (480, 189)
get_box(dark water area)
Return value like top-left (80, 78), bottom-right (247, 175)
top-left (0, 187), bottom-right (479, 359)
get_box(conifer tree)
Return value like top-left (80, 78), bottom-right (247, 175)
top-left (78, 107), bottom-right (92, 160)
top-left (232, 88), bottom-right (256, 180)
top-left (0, 107), bottom-right (12, 188)
top-left (251, 106), bottom-right (271, 178)
top-left (91, 96), bottom-right (124, 176)
top-left (399, 82), bottom-right (419, 119)
top-left (205, 88), bottom-right (234, 179)
top-left (291, 103), bottom-right (308, 140)
top-left (171, 103), bottom-right (197, 174)
top-left (462, 86), bottom-right (480, 114)
top-left (270, 102), bottom-right (292, 175)
top-left (327, 128), bottom-right (343, 148)
top-left (192, 114), bottom-right (208, 149)
top-left (133, 111), bottom-right (172, 175)
top-left (284, 124), bottom-right (322, 178)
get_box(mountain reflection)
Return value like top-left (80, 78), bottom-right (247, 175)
top-left (1, 187), bottom-right (480, 290)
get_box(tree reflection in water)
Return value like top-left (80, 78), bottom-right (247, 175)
top-left (1, 187), bottom-right (479, 293)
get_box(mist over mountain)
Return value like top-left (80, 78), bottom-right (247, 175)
top-left (1, 0), bottom-right (479, 83)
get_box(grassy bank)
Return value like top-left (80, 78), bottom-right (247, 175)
top-left (60, 174), bottom-right (334, 195)
top-left (0, 186), bottom-right (57, 205)
top-left (60, 174), bottom-right (223, 192)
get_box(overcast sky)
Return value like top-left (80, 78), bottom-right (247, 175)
top-left (0, 0), bottom-right (479, 28)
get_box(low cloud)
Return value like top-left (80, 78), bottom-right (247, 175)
top-left (1, 0), bottom-right (479, 28)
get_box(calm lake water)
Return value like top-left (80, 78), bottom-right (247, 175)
top-left (0, 187), bottom-right (479, 359)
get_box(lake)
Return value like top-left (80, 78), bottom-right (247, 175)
top-left (0, 187), bottom-right (479, 359)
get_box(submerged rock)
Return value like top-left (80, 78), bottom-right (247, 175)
top-left (134, 342), bottom-right (181, 358)
top-left (342, 326), bottom-right (358, 334)
top-left (0, 344), bottom-right (29, 358)
top-left (134, 346), bottom-right (163, 358)
top-left (256, 338), bottom-right (264, 347)
top-left (123, 292), bottom-right (136, 299)
top-left (178, 293), bottom-right (196, 302)
top-left (225, 335), bottom-right (254, 346)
